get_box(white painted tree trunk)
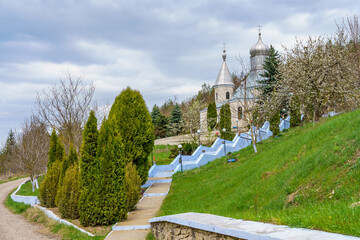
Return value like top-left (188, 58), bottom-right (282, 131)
top-left (31, 179), bottom-right (35, 192)
top-left (31, 177), bottom-right (39, 192)
top-left (252, 142), bottom-right (258, 153)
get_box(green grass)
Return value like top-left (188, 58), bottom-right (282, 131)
top-left (146, 231), bottom-right (155, 240)
top-left (17, 175), bottom-right (45, 196)
top-left (25, 208), bottom-right (106, 240)
top-left (149, 145), bottom-right (175, 165)
top-left (159, 109), bottom-right (360, 237)
top-left (5, 189), bottom-right (31, 214)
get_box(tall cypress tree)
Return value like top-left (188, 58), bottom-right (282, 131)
top-left (259, 45), bottom-right (281, 100)
top-left (56, 145), bottom-right (77, 206)
top-left (59, 145), bottom-right (78, 184)
top-left (78, 111), bottom-right (100, 226)
top-left (48, 130), bottom-right (58, 168)
top-left (219, 103), bottom-right (232, 139)
top-left (108, 87), bottom-right (154, 183)
top-left (207, 102), bottom-right (217, 130)
top-left (39, 135), bottom-right (64, 208)
top-left (97, 119), bottom-right (127, 225)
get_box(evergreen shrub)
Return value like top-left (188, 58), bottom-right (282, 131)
top-left (108, 87), bottom-right (154, 184)
top-left (39, 160), bottom-right (61, 208)
top-left (78, 111), bottom-right (100, 227)
top-left (125, 162), bottom-right (141, 211)
top-left (57, 164), bottom-right (80, 219)
top-left (270, 111), bottom-right (280, 136)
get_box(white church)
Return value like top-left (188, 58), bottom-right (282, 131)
top-left (200, 31), bottom-right (270, 131)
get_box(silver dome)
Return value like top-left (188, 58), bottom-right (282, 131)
top-left (250, 33), bottom-right (270, 57)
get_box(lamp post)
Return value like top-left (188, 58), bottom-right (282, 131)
top-left (236, 118), bottom-right (239, 135)
top-left (178, 144), bottom-right (183, 172)
top-left (222, 128), bottom-right (226, 156)
top-left (196, 129), bottom-right (201, 146)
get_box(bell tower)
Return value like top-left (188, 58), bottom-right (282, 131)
top-left (213, 49), bottom-right (234, 104)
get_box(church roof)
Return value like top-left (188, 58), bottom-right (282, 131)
top-left (214, 50), bottom-right (234, 87)
top-left (250, 32), bottom-right (270, 57)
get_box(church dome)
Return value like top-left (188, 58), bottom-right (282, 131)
top-left (214, 49), bottom-right (234, 87)
top-left (250, 33), bottom-right (270, 57)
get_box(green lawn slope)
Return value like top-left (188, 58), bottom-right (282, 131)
top-left (159, 109), bottom-right (360, 237)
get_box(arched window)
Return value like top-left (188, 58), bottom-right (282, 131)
top-left (238, 106), bottom-right (242, 119)
top-left (216, 92), bottom-right (218, 100)
top-left (226, 91), bottom-right (230, 99)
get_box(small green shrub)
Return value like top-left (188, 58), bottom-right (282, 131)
top-left (125, 162), bottom-right (142, 211)
top-left (57, 163), bottom-right (80, 219)
top-left (169, 145), bottom-right (179, 158)
top-left (181, 142), bottom-right (198, 155)
top-left (270, 111), bottom-right (280, 136)
top-left (39, 160), bottom-right (61, 208)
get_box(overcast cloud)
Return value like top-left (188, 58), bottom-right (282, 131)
top-left (0, 0), bottom-right (359, 144)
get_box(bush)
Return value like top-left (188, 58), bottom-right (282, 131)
top-left (39, 160), bottom-right (61, 208)
top-left (270, 111), bottom-right (280, 136)
top-left (169, 145), bottom-right (179, 159)
top-left (181, 142), bottom-right (198, 155)
top-left (125, 162), bottom-right (142, 211)
top-left (56, 145), bottom-right (78, 206)
top-left (57, 164), bottom-right (80, 219)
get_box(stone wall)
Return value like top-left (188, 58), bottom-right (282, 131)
top-left (151, 222), bottom-right (243, 240)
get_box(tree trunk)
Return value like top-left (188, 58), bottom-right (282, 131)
top-left (252, 142), bottom-right (258, 153)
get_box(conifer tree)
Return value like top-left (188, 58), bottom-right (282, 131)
top-left (59, 145), bottom-right (78, 184)
top-left (270, 111), bottom-right (280, 136)
top-left (168, 104), bottom-right (182, 135)
top-left (259, 45), bottom-right (281, 100)
top-left (39, 135), bottom-right (64, 207)
top-left (56, 145), bottom-right (78, 205)
top-left (78, 111), bottom-right (100, 226)
top-left (97, 119), bottom-right (127, 225)
top-left (219, 104), bottom-right (232, 140)
top-left (151, 105), bottom-right (168, 138)
top-left (39, 160), bottom-right (61, 207)
top-left (48, 130), bottom-right (58, 168)
top-left (57, 163), bottom-right (80, 219)
top-left (108, 87), bottom-right (154, 183)
top-left (0, 129), bottom-right (16, 176)
top-left (207, 102), bottom-right (217, 130)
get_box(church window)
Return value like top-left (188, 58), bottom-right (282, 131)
top-left (226, 92), bottom-right (230, 99)
top-left (216, 92), bottom-right (218, 100)
top-left (238, 106), bottom-right (242, 119)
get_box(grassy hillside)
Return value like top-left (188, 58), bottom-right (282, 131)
top-left (159, 109), bottom-right (360, 237)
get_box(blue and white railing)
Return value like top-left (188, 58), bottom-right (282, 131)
top-left (149, 118), bottom-right (289, 178)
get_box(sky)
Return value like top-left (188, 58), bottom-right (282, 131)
top-left (0, 0), bottom-right (359, 144)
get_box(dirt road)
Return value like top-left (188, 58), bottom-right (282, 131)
top-left (0, 178), bottom-right (57, 240)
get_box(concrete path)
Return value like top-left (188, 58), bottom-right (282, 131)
top-left (105, 177), bottom-right (172, 240)
top-left (0, 178), bottom-right (58, 240)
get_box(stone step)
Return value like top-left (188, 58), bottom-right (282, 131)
top-left (153, 170), bottom-right (174, 178)
top-left (112, 225), bottom-right (150, 231)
